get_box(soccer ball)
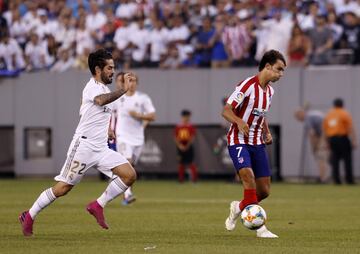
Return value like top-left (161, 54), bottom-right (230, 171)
top-left (240, 204), bottom-right (267, 230)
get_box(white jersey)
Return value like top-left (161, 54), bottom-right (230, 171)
top-left (114, 91), bottom-right (155, 146)
top-left (74, 78), bottom-right (113, 150)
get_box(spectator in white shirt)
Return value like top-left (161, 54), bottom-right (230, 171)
top-left (336, 0), bottom-right (360, 16)
top-left (113, 18), bottom-right (132, 51)
top-left (297, 2), bottom-right (319, 31)
top-left (260, 10), bottom-right (293, 59)
top-left (160, 43), bottom-right (182, 69)
top-left (55, 15), bottom-right (76, 50)
top-left (168, 15), bottom-right (190, 45)
top-left (3, 1), bottom-right (17, 25)
top-left (0, 32), bottom-right (26, 71)
top-left (86, 1), bottom-right (107, 32)
top-left (75, 16), bottom-right (95, 56)
top-left (188, 2), bottom-right (203, 29)
top-left (200, 0), bottom-right (218, 17)
top-left (24, 33), bottom-right (51, 71)
top-left (9, 9), bottom-right (28, 48)
top-left (148, 19), bottom-right (169, 67)
top-left (128, 17), bottom-right (150, 67)
top-left (22, 2), bottom-right (40, 33)
top-left (50, 47), bottom-right (75, 72)
top-left (35, 9), bottom-right (59, 39)
top-left (115, 0), bottom-right (138, 20)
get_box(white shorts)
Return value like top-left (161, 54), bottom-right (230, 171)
top-left (55, 137), bottom-right (128, 185)
top-left (116, 141), bottom-right (143, 164)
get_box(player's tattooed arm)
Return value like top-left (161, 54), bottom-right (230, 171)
top-left (94, 88), bottom-right (128, 106)
top-left (94, 73), bottom-right (133, 106)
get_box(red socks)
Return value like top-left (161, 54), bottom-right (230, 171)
top-left (239, 189), bottom-right (258, 211)
top-left (178, 164), bottom-right (198, 182)
top-left (178, 164), bottom-right (185, 182)
top-left (189, 164), bottom-right (198, 182)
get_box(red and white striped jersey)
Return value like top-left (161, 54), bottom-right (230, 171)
top-left (226, 75), bottom-right (274, 146)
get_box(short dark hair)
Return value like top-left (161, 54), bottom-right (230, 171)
top-left (258, 50), bottom-right (286, 71)
top-left (181, 109), bottom-right (191, 116)
top-left (88, 49), bottom-right (113, 75)
top-left (333, 98), bottom-right (344, 107)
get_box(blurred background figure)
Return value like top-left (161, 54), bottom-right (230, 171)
top-left (0, 31), bottom-right (25, 74)
top-left (323, 98), bottom-right (357, 184)
top-left (50, 47), bottom-right (75, 72)
top-left (174, 110), bottom-right (198, 183)
top-left (24, 33), bottom-right (53, 71)
top-left (287, 24), bottom-right (311, 66)
top-left (295, 106), bottom-right (328, 183)
top-left (308, 14), bottom-right (333, 65)
top-left (114, 72), bottom-right (156, 205)
top-left (339, 11), bottom-right (360, 65)
top-left (209, 14), bottom-right (229, 68)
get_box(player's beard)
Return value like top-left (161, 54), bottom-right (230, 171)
top-left (101, 71), bottom-right (113, 85)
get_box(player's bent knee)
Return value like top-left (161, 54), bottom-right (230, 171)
top-left (112, 163), bottom-right (137, 186)
top-left (52, 182), bottom-right (73, 197)
top-left (125, 169), bottom-right (137, 184)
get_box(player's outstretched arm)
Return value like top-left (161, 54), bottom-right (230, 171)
top-left (94, 88), bottom-right (128, 106)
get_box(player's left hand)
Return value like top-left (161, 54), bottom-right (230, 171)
top-left (108, 129), bottom-right (116, 140)
top-left (264, 132), bottom-right (272, 145)
top-left (129, 110), bottom-right (142, 120)
top-left (123, 72), bottom-right (135, 91)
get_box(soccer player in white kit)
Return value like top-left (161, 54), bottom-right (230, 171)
top-left (113, 72), bottom-right (156, 205)
top-left (19, 49), bottom-right (137, 236)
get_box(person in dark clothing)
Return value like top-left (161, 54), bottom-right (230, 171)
top-left (323, 98), bottom-right (357, 184)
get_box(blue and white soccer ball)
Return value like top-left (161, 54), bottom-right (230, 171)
top-left (240, 204), bottom-right (267, 230)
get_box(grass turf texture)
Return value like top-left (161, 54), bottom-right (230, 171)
top-left (1, 179), bottom-right (360, 254)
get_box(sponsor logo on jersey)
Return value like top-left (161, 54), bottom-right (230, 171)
top-left (252, 108), bottom-right (267, 117)
top-left (235, 92), bottom-right (244, 103)
top-left (103, 106), bottom-right (112, 113)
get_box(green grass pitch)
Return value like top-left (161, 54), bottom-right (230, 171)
top-left (1, 179), bottom-right (360, 254)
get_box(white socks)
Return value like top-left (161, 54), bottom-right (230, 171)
top-left (234, 201), bottom-right (241, 214)
top-left (29, 188), bottom-right (57, 219)
top-left (124, 187), bottom-right (133, 199)
top-left (97, 177), bottom-right (128, 208)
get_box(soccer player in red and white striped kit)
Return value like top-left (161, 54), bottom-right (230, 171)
top-left (223, 50), bottom-right (286, 238)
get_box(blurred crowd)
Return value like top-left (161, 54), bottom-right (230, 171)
top-left (0, 0), bottom-right (360, 76)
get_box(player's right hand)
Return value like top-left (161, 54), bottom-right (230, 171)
top-left (236, 120), bottom-right (249, 137)
top-left (123, 72), bottom-right (135, 91)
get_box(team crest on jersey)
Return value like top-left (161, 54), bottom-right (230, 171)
top-left (252, 108), bottom-right (267, 117)
top-left (238, 157), bottom-right (244, 164)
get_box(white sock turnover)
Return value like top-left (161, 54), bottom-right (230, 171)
top-left (97, 177), bottom-right (128, 207)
